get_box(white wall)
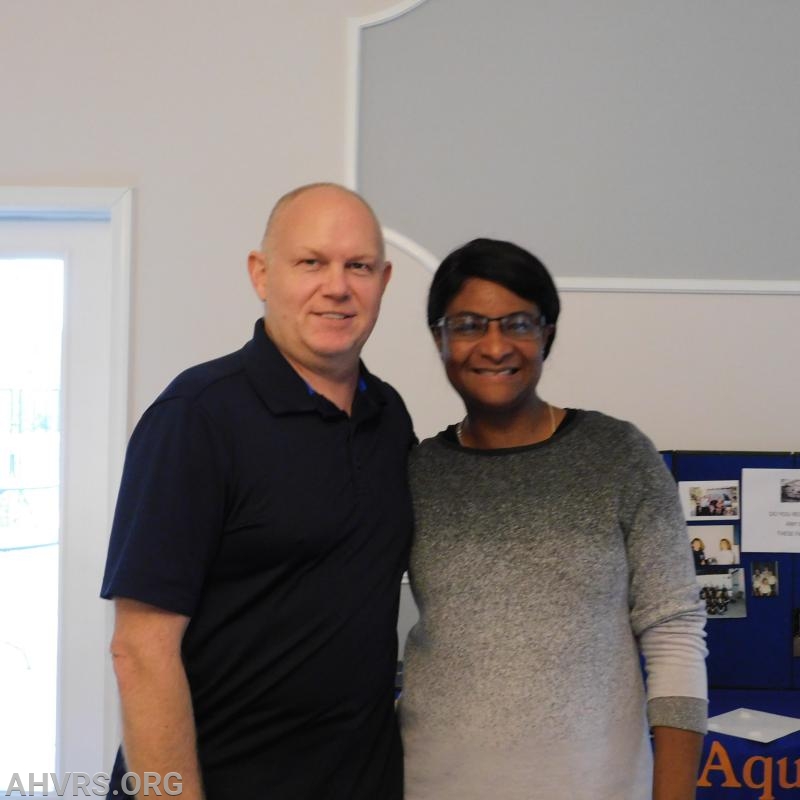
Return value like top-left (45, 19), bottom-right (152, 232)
top-left (539, 288), bottom-right (800, 452)
top-left (366, 242), bottom-right (800, 452)
top-left (1, 0), bottom-right (397, 419)
top-left (3, 0), bottom-right (797, 444)
top-left (3, 0), bottom-right (798, 675)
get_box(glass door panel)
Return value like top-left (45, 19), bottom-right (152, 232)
top-left (0, 258), bottom-right (63, 780)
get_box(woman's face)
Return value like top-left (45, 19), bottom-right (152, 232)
top-left (692, 539), bottom-right (703, 550)
top-left (435, 278), bottom-right (551, 416)
top-left (720, 539), bottom-right (731, 550)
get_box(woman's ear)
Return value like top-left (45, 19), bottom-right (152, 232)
top-left (543, 323), bottom-right (557, 359)
top-left (432, 329), bottom-right (448, 361)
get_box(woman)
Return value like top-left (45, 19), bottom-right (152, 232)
top-left (717, 537), bottom-right (736, 565)
top-left (400, 239), bottom-right (708, 800)
top-left (691, 537), bottom-right (707, 569)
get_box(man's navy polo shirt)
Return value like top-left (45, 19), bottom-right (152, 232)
top-left (101, 320), bottom-right (414, 799)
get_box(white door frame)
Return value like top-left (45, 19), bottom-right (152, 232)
top-left (0, 186), bottom-right (132, 774)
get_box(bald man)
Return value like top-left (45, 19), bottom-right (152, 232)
top-left (101, 184), bottom-right (414, 799)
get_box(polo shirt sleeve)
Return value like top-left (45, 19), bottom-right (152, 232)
top-left (100, 395), bottom-right (228, 616)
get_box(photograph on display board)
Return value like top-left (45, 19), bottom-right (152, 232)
top-left (687, 525), bottom-right (739, 568)
top-left (679, 480), bottom-right (740, 521)
top-left (751, 561), bottom-right (779, 598)
top-left (781, 478), bottom-right (800, 503)
top-left (696, 568), bottom-right (746, 619)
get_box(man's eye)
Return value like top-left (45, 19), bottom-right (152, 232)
top-left (348, 261), bottom-right (372, 272)
top-left (299, 258), bottom-right (319, 267)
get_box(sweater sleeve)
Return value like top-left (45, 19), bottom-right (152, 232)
top-left (641, 622), bottom-right (708, 733)
top-left (620, 425), bottom-right (708, 733)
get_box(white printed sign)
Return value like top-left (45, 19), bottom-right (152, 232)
top-left (741, 469), bottom-right (800, 553)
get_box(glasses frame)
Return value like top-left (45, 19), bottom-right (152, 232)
top-left (433, 311), bottom-right (548, 341)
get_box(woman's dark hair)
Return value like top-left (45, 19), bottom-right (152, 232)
top-left (427, 238), bottom-right (560, 358)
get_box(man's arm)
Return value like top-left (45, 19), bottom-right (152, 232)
top-left (652, 726), bottom-right (703, 800)
top-left (111, 597), bottom-right (204, 800)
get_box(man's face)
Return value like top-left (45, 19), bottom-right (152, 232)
top-left (249, 187), bottom-right (391, 379)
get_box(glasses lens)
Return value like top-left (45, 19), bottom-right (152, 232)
top-left (441, 312), bottom-right (545, 339)
top-left (500, 312), bottom-right (542, 338)
top-left (446, 313), bottom-right (486, 338)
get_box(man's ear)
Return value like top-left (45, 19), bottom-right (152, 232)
top-left (380, 261), bottom-right (392, 293)
top-left (247, 250), bottom-right (267, 301)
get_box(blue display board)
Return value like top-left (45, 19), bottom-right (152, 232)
top-left (662, 451), bottom-right (799, 689)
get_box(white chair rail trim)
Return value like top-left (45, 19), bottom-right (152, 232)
top-left (383, 226), bottom-right (800, 295)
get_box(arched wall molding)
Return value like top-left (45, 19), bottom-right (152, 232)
top-left (352, 0), bottom-right (431, 30)
top-left (383, 226), bottom-right (438, 273)
top-left (350, 1), bottom-right (800, 295)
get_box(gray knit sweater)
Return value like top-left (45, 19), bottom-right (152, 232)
top-left (400, 410), bottom-right (707, 800)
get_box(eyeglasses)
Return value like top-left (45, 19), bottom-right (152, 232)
top-left (433, 311), bottom-right (547, 340)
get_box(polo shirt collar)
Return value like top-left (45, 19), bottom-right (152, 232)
top-left (242, 319), bottom-right (387, 420)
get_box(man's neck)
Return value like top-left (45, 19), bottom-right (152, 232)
top-left (287, 356), bottom-right (359, 416)
top-left (261, 320), bottom-right (361, 415)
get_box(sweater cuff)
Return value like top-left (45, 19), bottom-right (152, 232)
top-left (647, 696), bottom-right (708, 734)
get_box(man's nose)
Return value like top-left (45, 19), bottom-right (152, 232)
top-left (323, 264), bottom-right (351, 298)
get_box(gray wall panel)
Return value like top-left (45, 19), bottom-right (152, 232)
top-left (358, 0), bottom-right (800, 280)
